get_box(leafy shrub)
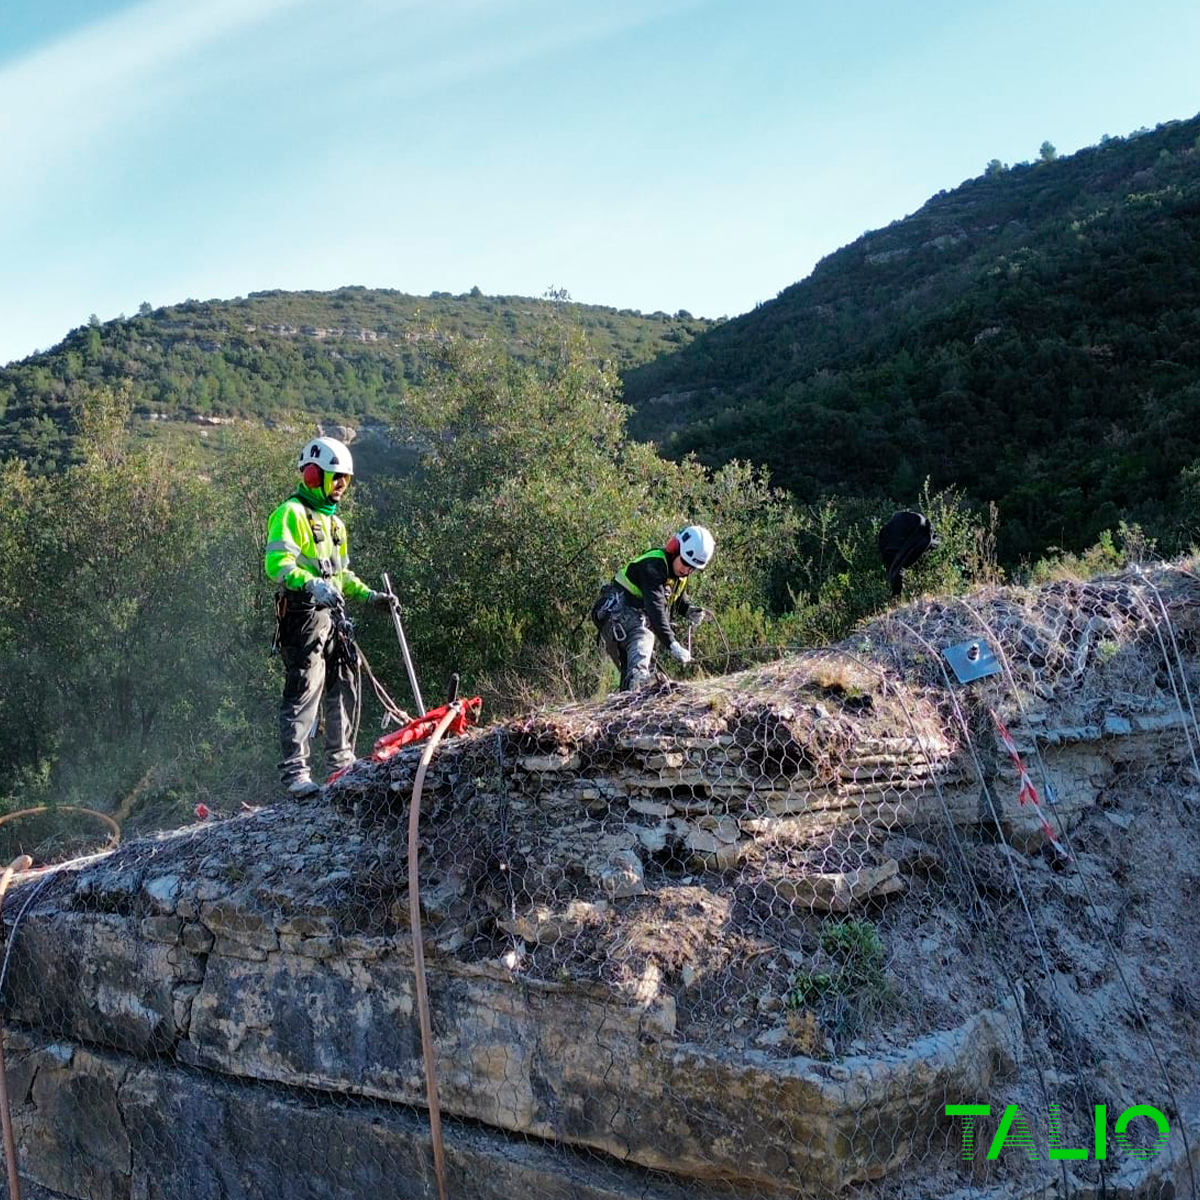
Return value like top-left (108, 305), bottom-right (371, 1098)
top-left (786, 918), bottom-right (892, 1046)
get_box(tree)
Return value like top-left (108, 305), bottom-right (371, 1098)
top-left (1039, 140), bottom-right (1057, 162)
top-left (368, 326), bottom-right (800, 708)
top-left (0, 384), bottom-right (294, 815)
top-left (138, 301), bottom-right (153, 317)
top-left (985, 159), bottom-right (1007, 176)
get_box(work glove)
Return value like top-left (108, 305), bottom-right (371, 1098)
top-left (685, 606), bottom-right (707, 627)
top-left (368, 590), bottom-right (398, 611)
top-left (305, 578), bottom-right (340, 609)
top-left (668, 640), bottom-right (692, 666)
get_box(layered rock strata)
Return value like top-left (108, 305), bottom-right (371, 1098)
top-left (4, 564), bottom-right (1200, 1199)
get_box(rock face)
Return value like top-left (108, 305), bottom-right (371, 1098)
top-left (5, 564), bottom-right (1200, 1199)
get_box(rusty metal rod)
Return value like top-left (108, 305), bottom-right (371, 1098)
top-left (408, 702), bottom-right (462, 1200)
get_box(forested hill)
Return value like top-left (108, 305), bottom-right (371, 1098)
top-left (0, 288), bottom-right (712, 470)
top-left (622, 113), bottom-right (1200, 560)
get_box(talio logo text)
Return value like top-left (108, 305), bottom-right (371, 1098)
top-left (945, 1103), bottom-right (1169, 1162)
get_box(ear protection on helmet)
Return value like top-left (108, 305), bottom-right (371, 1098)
top-left (665, 535), bottom-right (680, 556)
top-left (301, 463), bottom-right (323, 489)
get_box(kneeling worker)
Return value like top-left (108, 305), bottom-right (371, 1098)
top-left (265, 435), bottom-right (396, 796)
top-left (593, 525), bottom-right (715, 690)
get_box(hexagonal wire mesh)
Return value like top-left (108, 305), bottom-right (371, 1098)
top-left (1, 562), bottom-right (1199, 1199)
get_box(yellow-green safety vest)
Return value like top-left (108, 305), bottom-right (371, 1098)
top-left (264, 497), bottom-right (372, 599)
top-left (615, 548), bottom-right (688, 604)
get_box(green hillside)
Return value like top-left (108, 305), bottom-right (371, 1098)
top-left (622, 114), bottom-right (1200, 560)
top-left (0, 288), bottom-right (712, 470)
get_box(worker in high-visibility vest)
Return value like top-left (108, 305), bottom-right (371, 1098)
top-left (592, 525), bottom-right (715, 690)
top-left (264, 435), bottom-right (395, 796)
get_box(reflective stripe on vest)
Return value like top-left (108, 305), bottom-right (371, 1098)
top-left (615, 548), bottom-right (687, 604)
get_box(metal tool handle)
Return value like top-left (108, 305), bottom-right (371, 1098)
top-left (382, 572), bottom-right (425, 716)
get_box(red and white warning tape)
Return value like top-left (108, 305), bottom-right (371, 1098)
top-left (989, 709), bottom-right (1064, 850)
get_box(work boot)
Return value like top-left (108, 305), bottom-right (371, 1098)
top-left (286, 775), bottom-right (320, 798)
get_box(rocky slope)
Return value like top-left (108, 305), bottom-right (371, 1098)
top-left (3, 564), bottom-right (1200, 1199)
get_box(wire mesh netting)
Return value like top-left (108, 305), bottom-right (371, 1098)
top-left (2, 562), bottom-right (1200, 1199)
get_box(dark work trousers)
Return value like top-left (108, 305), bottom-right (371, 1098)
top-left (278, 602), bottom-right (358, 785)
top-left (597, 596), bottom-right (657, 691)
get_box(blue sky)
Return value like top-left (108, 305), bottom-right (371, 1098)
top-left (2, 0), bottom-right (1199, 366)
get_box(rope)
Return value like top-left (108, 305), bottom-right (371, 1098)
top-left (356, 645), bottom-right (411, 726)
top-left (889, 620), bottom-right (1064, 982)
top-left (329, 603), bottom-right (410, 765)
top-left (0, 806), bottom-right (120, 851)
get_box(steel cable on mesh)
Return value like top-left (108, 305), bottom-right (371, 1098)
top-left (0, 808), bottom-right (125, 1200)
top-left (958, 593), bottom-right (1199, 1200)
top-left (0, 872), bottom-right (58, 1004)
top-left (825, 642), bottom-right (1074, 1200)
top-left (1134, 567), bottom-right (1200, 776)
top-left (883, 620), bottom-right (1086, 1200)
top-left (492, 729), bottom-right (519, 943)
top-left (887, 617), bottom-right (1067, 984)
top-left (1121, 581), bottom-right (1200, 820)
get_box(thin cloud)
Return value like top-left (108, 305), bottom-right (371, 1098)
top-left (346, 0), bottom-right (706, 100)
top-left (0, 0), bottom-right (709, 362)
top-left (1, 0), bottom-right (700, 214)
top-left (0, 0), bottom-right (311, 200)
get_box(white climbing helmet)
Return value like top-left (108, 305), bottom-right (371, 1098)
top-left (676, 524), bottom-right (715, 570)
top-left (297, 436), bottom-right (354, 477)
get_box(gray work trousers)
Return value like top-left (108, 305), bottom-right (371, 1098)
top-left (278, 603), bottom-right (358, 784)
top-left (598, 598), bottom-right (658, 691)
